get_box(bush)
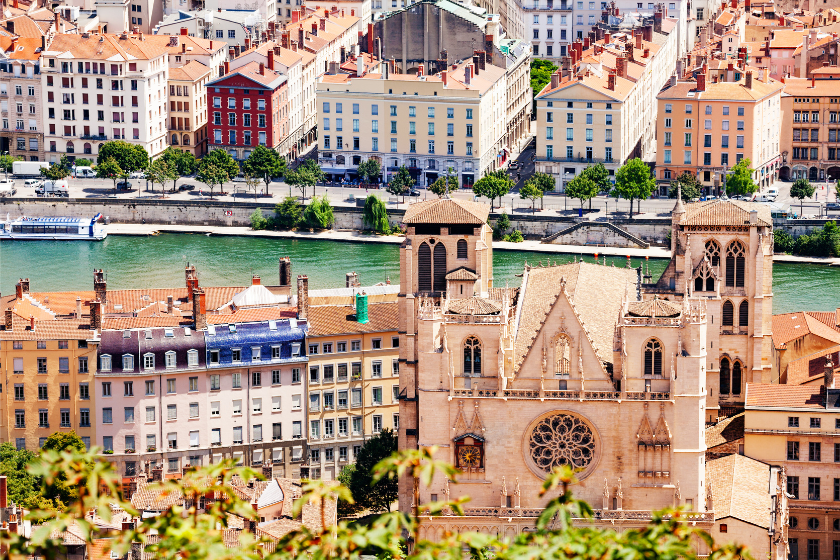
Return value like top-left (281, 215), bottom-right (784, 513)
top-left (780, 221), bottom-right (840, 257)
top-left (773, 230), bottom-right (794, 253)
top-left (303, 195), bottom-right (335, 229)
top-left (274, 196), bottom-right (302, 229)
top-left (250, 208), bottom-right (268, 230)
top-left (74, 158), bottom-right (93, 167)
top-left (493, 211), bottom-right (511, 240)
top-left (504, 229), bottom-right (524, 243)
top-left (363, 194), bottom-right (390, 234)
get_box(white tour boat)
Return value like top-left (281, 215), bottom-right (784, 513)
top-left (0, 214), bottom-right (106, 240)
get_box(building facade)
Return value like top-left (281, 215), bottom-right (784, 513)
top-left (0, 38), bottom-right (46, 162)
top-left (168, 61), bottom-right (211, 156)
top-left (779, 76), bottom-right (840, 182)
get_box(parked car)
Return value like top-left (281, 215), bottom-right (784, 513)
top-left (232, 174), bottom-right (247, 182)
top-left (128, 172), bottom-right (145, 179)
top-left (116, 180), bottom-right (133, 190)
top-left (826, 202), bottom-right (840, 211)
top-left (178, 183), bottom-right (195, 191)
top-left (509, 161), bottom-right (520, 170)
top-left (700, 195), bottom-right (717, 201)
top-left (23, 179), bottom-right (42, 188)
top-left (408, 188), bottom-right (422, 197)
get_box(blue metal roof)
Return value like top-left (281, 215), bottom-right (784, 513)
top-left (204, 319), bottom-right (308, 367)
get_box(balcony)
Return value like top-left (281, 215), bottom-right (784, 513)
top-left (540, 156), bottom-right (615, 164)
top-left (80, 134), bottom-right (107, 141)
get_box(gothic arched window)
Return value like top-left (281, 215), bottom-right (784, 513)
top-left (739, 300), bottom-right (749, 327)
top-left (463, 336), bottom-right (482, 376)
top-left (732, 360), bottom-right (743, 395)
top-left (457, 239), bottom-right (468, 259)
top-left (720, 358), bottom-right (731, 395)
top-left (433, 242), bottom-right (447, 292)
top-left (643, 339), bottom-right (663, 377)
top-left (725, 241), bottom-right (746, 287)
top-left (722, 300), bottom-right (734, 326)
top-left (418, 242), bottom-right (432, 293)
top-left (705, 239), bottom-right (721, 267)
top-left (555, 335), bottom-right (571, 375)
top-left (694, 276), bottom-right (703, 292)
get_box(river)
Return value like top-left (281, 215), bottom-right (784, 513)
top-left (0, 234), bottom-right (835, 314)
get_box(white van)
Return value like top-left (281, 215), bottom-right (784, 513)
top-left (766, 187), bottom-right (779, 201)
top-left (74, 166), bottom-right (95, 178)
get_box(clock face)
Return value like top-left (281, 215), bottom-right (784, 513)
top-left (458, 445), bottom-right (481, 468)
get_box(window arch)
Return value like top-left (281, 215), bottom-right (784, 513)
top-left (739, 300), bottom-right (749, 327)
top-left (725, 241), bottom-right (746, 287)
top-left (463, 337), bottom-right (482, 376)
top-left (418, 242), bottom-right (432, 293)
top-left (720, 357), bottom-right (731, 395)
top-left (66, 141), bottom-right (74, 153)
top-left (172, 133), bottom-right (179, 145)
top-left (705, 239), bottom-right (721, 267)
top-left (83, 143), bottom-right (92, 154)
top-left (731, 360), bottom-right (742, 395)
top-left (643, 339), bottom-right (662, 377)
top-left (183, 134), bottom-right (190, 146)
top-left (555, 334), bottom-right (571, 375)
top-left (457, 239), bottom-right (468, 259)
top-left (433, 242), bottom-right (447, 292)
top-left (694, 276), bottom-right (704, 292)
top-left (722, 300), bottom-right (734, 326)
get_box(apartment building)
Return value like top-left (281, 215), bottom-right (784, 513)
top-left (655, 69), bottom-right (783, 194)
top-left (744, 381), bottom-right (840, 560)
top-left (143, 33), bottom-right (228, 79)
top-left (154, 9), bottom-right (265, 47)
top-left (779, 76), bottom-right (840, 182)
top-left (230, 40), bottom-right (304, 158)
top-left (0, 38), bottom-right (46, 161)
top-left (207, 59), bottom-right (288, 161)
top-left (0, 279), bottom-right (99, 452)
top-left (316, 55), bottom-right (507, 186)
top-left (168, 61), bottom-right (211, 155)
top-left (305, 286), bottom-right (399, 480)
top-left (526, 0), bottom-right (574, 60)
top-left (41, 33), bottom-right (169, 162)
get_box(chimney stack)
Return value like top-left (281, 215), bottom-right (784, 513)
top-left (259, 62), bottom-right (265, 75)
top-left (616, 55), bottom-right (627, 78)
top-left (635, 32), bottom-right (642, 49)
top-left (0, 476), bottom-right (7, 508)
top-left (268, 49), bottom-right (275, 70)
top-left (583, 36), bottom-right (590, 49)
top-left (185, 264), bottom-right (199, 292)
top-left (90, 300), bottom-right (102, 331)
top-left (94, 269), bottom-right (107, 304)
top-left (550, 71), bottom-right (560, 89)
top-left (441, 70), bottom-right (447, 86)
top-left (245, 37), bottom-right (251, 50)
top-left (252, 275), bottom-right (261, 285)
top-left (745, 71), bottom-right (753, 88)
top-left (825, 354), bottom-right (836, 389)
top-left (193, 289), bottom-right (207, 330)
top-left (607, 72), bottom-right (616, 90)
top-left (223, 61), bottom-right (230, 75)
top-left (30, 316), bottom-right (35, 331)
top-left (697, 72), bottom-right (706, 91)
top-left (234, 45), bottom-right (241, 58)
top-left (167, 295), bottom-right (174, 314)
top-left (297, 275), bottom-right (309, 320)
top-left (279, 257), bottom-right (292, 287)
top-left (76, 297), bottom-right (82, 319)
top-left (16, 278), bottom-right (29, 298)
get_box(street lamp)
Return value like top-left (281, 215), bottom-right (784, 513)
top-left (2, 151), bottom-right (8, 181)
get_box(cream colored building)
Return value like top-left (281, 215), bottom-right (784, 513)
top-left (744, 381), bottom-right (840, 560)
top-left (305, 286), bottom-right (399, 480)
top-left (316, 57), bottom-right (507, 187)
top-left (779, 76), bottom-right (840, 182)
top-left (167, 61), bottom-right (211, 156)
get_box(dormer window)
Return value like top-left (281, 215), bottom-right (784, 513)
top-left (164, 329), bottom-right (174, 338)
top-left (100, 354), bottom-right (112, 372)
top-left (187, 349), bottom-right (198, 367)
top-left (165, 351), bottom-right (176, 369)
top-left (143, 353), bottom-right (155, 370)
top-left (231, 348), bottom-right (241, 362)
top-left (122, 354), bottom-right (134, 371)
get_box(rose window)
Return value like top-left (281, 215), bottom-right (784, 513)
top-left (528, 413), bottom-right (596, 475)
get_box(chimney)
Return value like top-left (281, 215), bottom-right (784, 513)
top-left (94, 269), bottom-right (107, 304)
top-left (746, 0), bottom-right (751, 9)
top-left (605, 31), bottom-right (611, 43)
top-left (30, 316), bottom-right (35, 331)
top-left (121, 521), bottom-right (134, 531)
top-left (281, 31), bottom-right (289, 48)
top-left (234, 45), bottom-right (241, 58)
top-left (292, 9), bottom-right (300, 22)
top-left (340, 46), bottom-right (346, 63)
top-left (268, 49), bottom-right (275, 70)
top-left (357, 56), bottom-right (365, 77)
top-left (4, 309), bottom-right (11, 331)
top-left (180, 27), bottom-right (188, 35)
top-left (193, 289), bottom-right (207, 330)
top-left (835, 307), bottom-right (840, 328)
top-left (472, 55), bottom-right (480, 74)
top-left (616, 55), bottom-right (627, 78)
top-left (654, 9), bottom-right (662, 33)
top-left (465, 64), bottom-right (471, 85)
top-left (417, 63), bottom-right (424, 76)
top-left (0, 476), bottom-right (7, 508)
top-left (223, 61), bottom-right (230, 75)
top-left (76, 297), bottom-right (82, 319)
top-left (8, 520), bottom-right (17, 534)
top-left (298, 27), bottom-right (304, 48)
top-left (245, 37), bottom-right (251, 50)
top-left (730, 0), bottom-right (736, 8)
top-left (320, 17), bottom-right (326, 31)
top-left (18, 278), bottom-right (29, 297)
top-left (54, 10), bottom-right (59, 28)
top-left (745, 71), bottom-right (753, 88)
top-left (644, 47), bottom-right (650, 58)
top-left (259, 62), bottom-right (265, 75)
top-left (229, 47), bottom-right (235, 58)
top-left (697, 72), bottom-right (706, 91)
top-left (441, 70), bottom-right (447, 86)
top-left (584, 36), bottom-right (590, 49)
top-left (643, 24), bottom-right (652, 42)
top-left (279, 257), bottom-right (292, 287)
top-left (90, 300), bottom-right (102, 331)
top-left (311, 22), bottom-right (317, 36)
top-left (627, 42), bottom-right (635, 62)
top-left (252, 275), bottom-right (261, 285)
top-left (812, 75), bottom-right (816, 88)
top-left (297, 275), bottom-right (309, 320)
top-left (635, 32), bottom-right (642, 49)
top-left (182, 42), bottom-right (186, 53)
top-left (607, 72), bottom-right (616, 89)
top-left (550, 71), bottom-right (560, 89)
top-left (185, 264), bottom-right (199, 292)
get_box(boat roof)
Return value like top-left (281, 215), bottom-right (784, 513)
top-left (9, 216), bottom-right (90, 224)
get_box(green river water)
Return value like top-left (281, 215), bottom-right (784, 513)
top-left (0, 234), bottom-right (836, 314)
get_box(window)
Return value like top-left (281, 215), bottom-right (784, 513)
top-left (124, 407), bottom-right (135, 423)
top-left (352, 416), bottom-right (362, 435)
top-left (790, 417), bottom-right (800, 427)
top-left (79, 357), bottom-right (88, 373)
top-left (233, 400), bottom-right (242, 414)
top-left (145, 380), bottom-right (155, 396)
top-left (788, 441), bottom-right (800, 460)
top-left (808, 477), bottom-right (821, 500)
top-left (788, 476), bottom-right (800, 499)
top-left (272, 396), bottom-right (281, 411)
top-left (232, 373), bottom-right (241, 388)
top-left (168, 404), bottom-right (177, 420)
top-left (273, 423), bottom-right (282, 440)
top-left (252, 371), bottom-right (262, 387)
top-left (210, 375), bottom-right (220, 390)
top-left (211, 401), bottom-right (220, 417)
top-left (253, 398), bottom-right (262, 413)
top-left (726, 241), bottom-right (746, 287)
top-left (644, 339), bottom-right (663, 376)
top-left (463, 337), bottom-right (482, 375)
top-left (807, 540), bottom-right (819, 560)
top-left (143, 354), bottom-right (154, 370)
top-left (373, 415), bottom-right (383, 433)
top-left (233, 427), bottom-right (243, 444)
top-left (810, 442), bottom-right (822, 462)
top-left (311, 420), bottom-right (320, 439)
top-left (811, 418), bottom-right (821, 428)
top-left (211, 428), bottom-right (221, 445)
top-left (146, 406), bottom-right (155, 422)
top-left (272, 370), bottom-right (281, 385)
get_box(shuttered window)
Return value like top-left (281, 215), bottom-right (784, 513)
top-left (739, 301), bottom-right (748, 327)
top-left (720, 358), bottom-right (731, 395)
top-left (433, 243), bottom-right (447, 292)
top-left (418, 242), bottom-right (431, 293)
top-left (722, 301), bottom-right (734, 326)
top-left (726, 241), bottom-right (746, 287)
top-left (456, 239), bottom-right (468, 259)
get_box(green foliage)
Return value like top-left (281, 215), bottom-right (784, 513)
top-left (668, 171), bottom-right (701, 201)
top-left (363, 194), bottom-right (390, 234)
top-left (243, 145), bottom-right (286, 194)
top-left (243, 174), bottom-right (262, 199)
top-left (273, 196), bottom-right (303, 229)
top-left (779, 221), bottom-right (840, 257)
top-left (387, 165), bottom-right (413, 199)
top-left (530, 58), bottom-right (559, 98)
top-left (202, 149), bottom-right (240, 182)
top-left (0, 443), bottom-right (58, 511)
top-left (724, 158), bottom-right (757, 196)
top-left (336, 465), bottom-right (363, 517)
top-left (526, 171), bottom-right (555, 196)
top-left (357, 158), bottom-right (382, 184)
top-left (73, 158), bottom-right (93, 168)
top-left (835, 179), bottom-right (840, 200)
top-left (146, 159), bottom-right (179, 193)
top-left (0, 154), bottom-right (21, 172)
top-left (41, 164), bottom-right (70, 181)
top-left (196, 162), bottom-right (229, 197)
top-left (473, 170), bottom-right (513, 210)
top-left (581, 163), bottom-right (610, 193)
top-left (285, 159), bottom-right (325, 199)
top-left (565, 173), bottom-right (599, 209)
top-left (504, 229), bottom-right (524, 242)
top-left (348, 428), bottom-right (399, 513)
top-left (790, 178), bottom-right (816, 215)
top-left (303, 194), bottom-right (335, 229)
top-left (773, 229), bottom-right (794, 253)
top-left (95, 157), bottom-right (124, 195)
top-left (40, 432), bottom-right (87, 507)
top-left (250, 208), bottom-right (269, 230)
top-left (493, 211), bottom-right (511, 239)
top-left (612, 158), bottom-right (655, 217)
top-left (430, 167), bottom-right (458, 197)
top-left (520, 178), bottom-right (544, 212)
top-left (159, 147), bottom-right (198, 190)
top-left (97, 140), bottom-right (149, 173)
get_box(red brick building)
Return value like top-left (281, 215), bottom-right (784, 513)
top-left (207, 59), bottom-right (289, 161)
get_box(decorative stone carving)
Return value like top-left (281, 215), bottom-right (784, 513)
top-left (524, 411), bottom-right (599, 480)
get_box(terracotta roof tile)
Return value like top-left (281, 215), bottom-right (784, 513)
top-left (402, 198), bottom-right (489, 225)
top-left (680, 200), bottom-right (772, 227)
top-left (745, 382), bottom-right (825, 409)
top-left (771, 311), bottom-right (840, 349)
top-left (705, 412), bottom-right (744, 448)
top-left (627, 298), bottom-right (681, 318)
top-left (0, 315), bottom-right (94, 340)
top-left (169, 60), bottom-right (211, 81)
top-left (706, 454), bottom-right (771, 528)
top-left (445, 267), bottom-right (478, 281)
top-left (307, 302), bottom-right (397, 336)
top-left (446, 296), bottom-right (501, 315)
top-left (47, 33), bottom-right (168, 61)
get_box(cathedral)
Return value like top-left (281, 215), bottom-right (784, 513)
top-left (396, 196), bottom-right (785, 556)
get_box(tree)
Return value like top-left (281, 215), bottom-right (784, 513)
top-left (348, 428), bottom-right (398, 512)
top-left (564, 173), bottom-right (599, 210)
top-left (493, 211), bottom-right (511, 239)
top-left (790, 177), bottom-right (816, 215)
top-left (273, 196), bottom-right (302, 229)
top-left (387, 165), bottom-right (413, 201)
top-left (146, 158), bottom-right (177, 194)
top-left (244, 174), bottom-right (262, 200)
top-left (580, 163), bottom-right (610, 210)
top-left (243, 145), bottom-right (286, 195)
top-left (430, 166), bottom-right (458, 197)
top-left (203, 149), bottom-right (239, 184)
top-left (612, 158), bottom-right (655, 217)
top-left (0, 443), bottom-right (56, 511)
top-left (41, 164), bottom-right (70, 182)
top-left (530, 58), bottom-right (559, 101)
top-left (303, 194), bottom-right (335, 229)
top-left (668, 171), bottom-right (701, 201)
top-left (95, 157), bottom-right (124, 197)
top-left (834, 179), bottom-right (840, 201)
top-left (196, 162), bottom-right (229, 198)
top-left (73, 158), bottom-right (93, 168)
top-left (39, 432), bottom-right (87, 507)
top-left (250, 208), bottom-right (269, 230)
top-left (285, 159), bottom-right (325, 200)
top-left (520, 178), bottom-right (544, 213)
top-left (97, 140), bottom-right (149, 174)
top-left (159, 147), bottom-right (198, 191)
top-left (357, 158), bottom-right (382, 185)
top-left (724, 158), bottom-right (757, 197)
top-left (0, 153), bottom-right (19, 174)
top-left (473, 170), bottom-right (513, 210)
top-left (363, 194), bottom-right (390, 234)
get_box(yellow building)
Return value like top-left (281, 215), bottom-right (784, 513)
top-left (304, 285), bottom-right (400, 480)
top-left (744, 381), bottom-right (840, 560)
top-left (168, 61), bottom-right (211, 157)
top-left (0, 279), bottom-right (99, 451)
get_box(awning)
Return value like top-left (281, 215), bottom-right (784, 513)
top-left (320, 168), bottom-right (348, 174)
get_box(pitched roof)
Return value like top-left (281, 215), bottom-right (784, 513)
top-left (307, 302), bottom-right (397, 336)
top-left (680, 200), bottom-right (772, 227)
top-left (771, 311), bottom-right (840, 349)
top-left (445, 267), bottom-right (478, 281)
top-left (514, 262), bottom-right (637, 371)
top-left (211, 60), bottom-right (286, 89)
top-left (402, 198), bottom-right (489, 225)
top-left (705, 412), bottom-right (745, 448)
top-left (446, 296), bottom-right (501, 315)
top-left (169, 60), bottom-right (211, 81)
top-left (627, 298), bottom-right (681, 318)
top-left (706, 454), bottom-right (771, 528)
top-left (744, 382), bottom-right (826, 409)
top-left (46, 33), bottom-right (168, 61)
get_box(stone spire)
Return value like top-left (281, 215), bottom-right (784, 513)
top-left (673, 182), bottom-right (685, 215)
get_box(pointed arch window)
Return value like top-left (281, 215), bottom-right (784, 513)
top-left (720, 357), bottom-right (731, 395)
top-left (722, 300), bottom-right (734, 326)
top-left (732, 360), bottom-right (742, 395)
top-left (418, 242), bottom-right (431, 293)
top-left (555, 334), bottom-right (571, 375)
top-left (739, 300), bottom-right (749, 327)
top-left (725, 241), bottom-right (746, 287)
top-left (705, 239), bottom-right (721, 267)
top-left (463, 337), bottom-right (482, 376)
top-left (643, 339), bottom-right (663, 377)
top-left (456, 239), bottom-right (468, 259)
top-left (433, 243), bottom-right (447, 292)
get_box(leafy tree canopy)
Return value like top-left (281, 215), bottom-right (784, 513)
top-left (724, 158), bottom-right (757, 196)
top-left (565, 173), bottom-right (599, 208)
top-left (243, 145), bottom-right (286, 194)
top-left (285, 159), bottom-right (325, 199)
top-left (159, 147), bottom-right (198, 189)
top-left (473, 170), bottom-right (513, 210)
top-left (196, 162), bottom-right (229, 197)
top-left (363, 194), bottom-right (390, 234)
top-left (520, 177), bottom-right (545, 212)
top-left (530, 58), bottom-right (559, 97)
top-left (347, 428), bottom-right (398, 512)
top-left (387, 166), bottom-right (413, 199)
top-left (356, 158), bottom-right (382, 184)
top-left (303, 194), bottom-right (335, 229)
top-left (668, 171), bottom-right (702, 201)
top-left (274, 196), bottom-right (302, 229)
top-left (97, 140), bottom-right (148, 173)
top-left (42, 164), bottom-right (69, 181)
top-left (612, 158), bottom-right (655, 216)
top-left (202, 149), bottom-right (240, 181)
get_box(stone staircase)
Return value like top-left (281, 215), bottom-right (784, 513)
top-left (541, 221), bottom-right (650, 248)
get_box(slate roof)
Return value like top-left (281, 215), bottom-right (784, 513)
top-left (627, 298), bottom-right (681, 318)
top-left (514, 262), bottom-right (637, 371)
top-left (307, 302), bottom-right (397, 336)
top-left (744, 383), bottom-right (826, 409)
top-left (705, 412), bottom-right (745, 448)
top-left (402, 198), bottom-right (489, 225)
top-left (706, 454), bottom-right (771, 528)
top-left (680, 200), bottom-right (772, 227)
top-left (446, 296), bottom-right (501, 315)
top-left (204, 319), bottom-right (308, 365)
